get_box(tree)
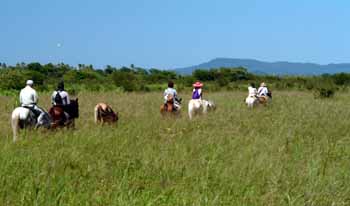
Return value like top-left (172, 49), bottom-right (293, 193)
top-left (105, 65), bottom-right (115, 74)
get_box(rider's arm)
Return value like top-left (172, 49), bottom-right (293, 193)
top-left (51, 92), bottom-right (55, 105)
top-left (19, 90), bottom-right (23, 105)
top-left (66, 92), bottom-right (71, 104)
top-left (33, 90), bottom-right (38, 104)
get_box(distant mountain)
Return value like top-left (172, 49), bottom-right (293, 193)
top-left (174, 58), bottom-right (350, 75)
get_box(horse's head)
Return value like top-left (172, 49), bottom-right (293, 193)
top-left (207, 100), bottom-right (216, 111)
top-left (37, 112), bottom-right (52, 129)
top-left (106, 107), bottom-right (118, 122)
top-left (69, 98), bottom-right (79, 118)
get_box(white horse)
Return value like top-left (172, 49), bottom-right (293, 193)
top-left (245, 96), bottom-right (258, 108)
top-left (11, 107), bottom-right (51, 142)
top-left (245, 95), bottom-right (270, 108)
top-left (188, 99), bottom-right (216, 120)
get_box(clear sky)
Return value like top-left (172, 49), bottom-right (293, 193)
top-left (1, 0), bottom-right (349, 69)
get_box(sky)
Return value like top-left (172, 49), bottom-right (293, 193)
top-left (1, 0), bottom-right (350, 69)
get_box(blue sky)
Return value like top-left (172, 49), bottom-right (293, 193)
top-left (1, 0), bottom-right (349, 69)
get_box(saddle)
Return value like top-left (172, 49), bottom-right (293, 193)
top-left (22, 106), bottom-right (39, 119)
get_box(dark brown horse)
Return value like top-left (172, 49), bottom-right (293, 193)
top-left (49, 98), bottom-right (79, 128)
top-left (94, 103), bottom-right (118, 124)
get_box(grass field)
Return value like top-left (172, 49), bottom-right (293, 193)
top-left (0, 91), bottom-right (349, 205)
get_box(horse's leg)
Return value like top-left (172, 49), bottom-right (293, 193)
top-left (202, 102), bottom-right (208, 114)
top-left (188, 102), bottom-right (193, 120)
top-left (160, 105), bottom-right (165, 115)
top-left (167, 103), bottom-right (173, 112)
top-left (11, 114), bottom-right (19, 142)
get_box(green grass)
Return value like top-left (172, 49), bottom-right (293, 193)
top-left (0, 91), bottom-right (349, 205)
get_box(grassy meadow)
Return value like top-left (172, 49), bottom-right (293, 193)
top-left (0, 91), bottom-right (349, 205)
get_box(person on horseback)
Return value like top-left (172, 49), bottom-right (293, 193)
top-left (163, 81), bottom-right (181, 111)
top-left (192, 81), bottom-right (203, 100)
top-left (258, 82), bottom-right (269, 97)
top-left (19, 80), bottom-right (45, 126)
top-left (51, 81), bottom-right (70, 122)
top-left (248, 83), bottom-right (258, 99)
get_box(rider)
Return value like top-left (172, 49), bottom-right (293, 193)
top-left (19, 80), bottom-right (45, 125)
top-left (163, 81), bottom-right (181, 111)
top-left (51, 81), bottom-right (70, 121)
top-left (248, 83), bottom-right (258, 99)
top-left (192, 81), bottom-right (203, 100)
top-left (257, 82), bottom-right (269, 97)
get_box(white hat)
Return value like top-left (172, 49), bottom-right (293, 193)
top-left (26, 80), bottom-right (34, 85)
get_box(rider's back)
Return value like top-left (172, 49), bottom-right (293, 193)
top-left (52, 90), bottom-right (70, 106)
top-left (20, 86), bottom-right (37, 107)
top-left (258, 86), bottom-right (268, 96)
top-left (164, 88), bottom-right (177, 99)
top-left (248, 86), bottom-right (257, 97)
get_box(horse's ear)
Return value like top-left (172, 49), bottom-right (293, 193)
top-left (76, 98), bottom-right (78, 102)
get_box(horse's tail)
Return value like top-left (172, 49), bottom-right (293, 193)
top-left (94, 104), bottom-right (101, 124)
top-left (94, 105), bottom-right (99, 123)
top-left (11, 109), bottom-right (20, 142)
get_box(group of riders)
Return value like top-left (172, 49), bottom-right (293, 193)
top-left (162, 80), bottom-right (270, 112)
top-left (18, 79), bottom-right (270, 125)
top-left (247, 82), bottom-right (271, 99)
top-left (19, 80), bottom-right (71, 126)
top-left (162, 81), bottom-right (203, 112)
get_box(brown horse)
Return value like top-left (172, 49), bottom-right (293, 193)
top-left (94, 103), bottom-right (118, 124)
top-left (257, 94), bottom-right (272, 106)
top-left (160, 94), bottom-right (180, 116)
top-left (49, 98), bottom-right (79, 128)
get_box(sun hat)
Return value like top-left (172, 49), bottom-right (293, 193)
top-left (193, 81), bottom-right (203, 88)
top-left (26, 80), bottom-right (34, 86)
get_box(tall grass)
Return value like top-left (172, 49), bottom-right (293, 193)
top-left (0, 91), bottom-right (349, 205)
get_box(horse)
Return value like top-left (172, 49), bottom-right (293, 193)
top-left (245, 93), bottom-right (272, 108)
top-left (160, 94), bottom-right (181, 116)
top-left (94, 103), bottom-right (118, 124)
top-left (188, 99), bottom-right (216, 120)
top-left (11, 107), bottom-right (51, 142)
top-left (49, 98), bottom-right (79, 128)
top-left (245, 96), bottom-right (259, 108)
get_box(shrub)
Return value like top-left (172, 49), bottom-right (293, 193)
top-left (315, 88), bottom-right (335, 98)
top-left (313, 81), bottom-right (337, 98)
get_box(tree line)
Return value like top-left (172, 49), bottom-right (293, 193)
top-left (0, 62), bottom-right (348, 96)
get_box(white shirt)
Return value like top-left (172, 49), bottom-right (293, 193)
top-left (20, 86), bottom-right (38, 107)
top-left (248, 86), bottom-right (258, 97)
top-left (258, 86), bottom-right (268, 96)
top-left (163, 88), bottom-right (177, 100)
top-left (51, 90), bottom-right (70, 105)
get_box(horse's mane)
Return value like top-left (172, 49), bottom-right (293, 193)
top-left (66, 98), bottom-right (79, 118)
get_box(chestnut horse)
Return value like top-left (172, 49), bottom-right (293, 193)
top-left (160, 94), bottom-right (181, 116)
top-left (94, 103), bottom-right (118, 124)
top-left (49, 98), bottom-right (79, 128)
top-left (258, 91), bottom-right (272, 106)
